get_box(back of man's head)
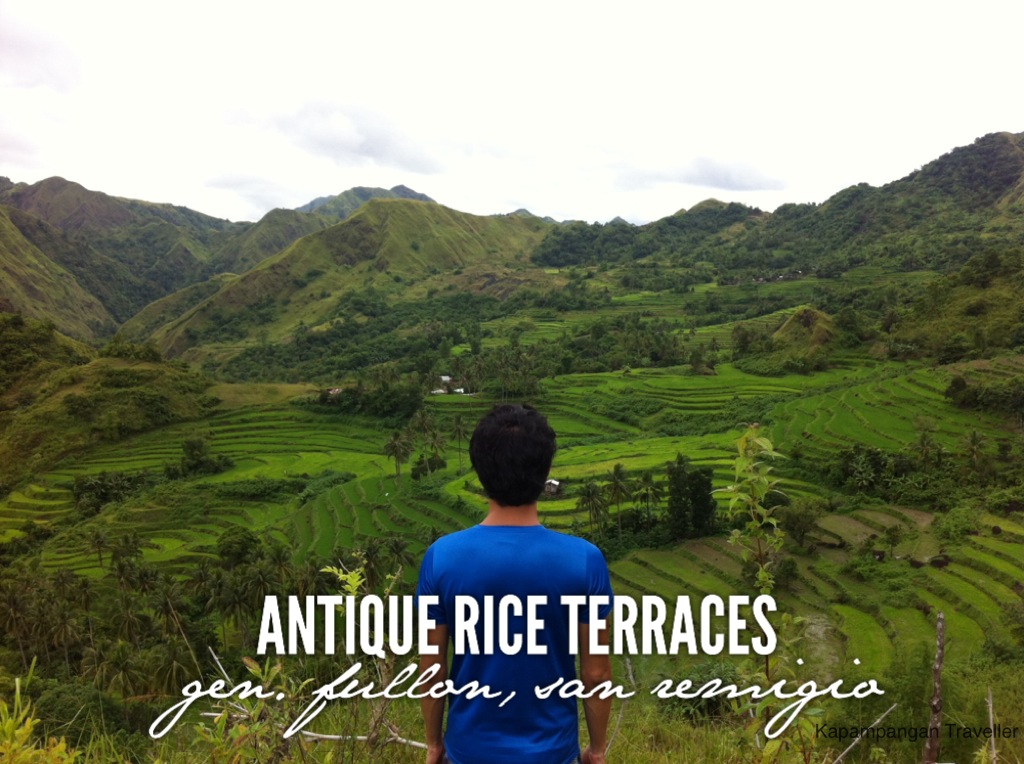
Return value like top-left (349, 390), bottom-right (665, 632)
top-left (469, 404), bottom-right (557, 507)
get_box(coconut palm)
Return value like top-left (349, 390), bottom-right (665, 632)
top-left (87, 527), bottom-right (110, 568)
top-left (962, 429), bottom-right (990, 481)
top-left (606, 463), bottom-right (630, 535)
top-left (384, 430), bottom-right (415, 480)
top-left (147, 637), bottom-right (194, 695)
top-left (426, 430), bottom-right (447, 474)
top-left (576, 481), bottom-right (608, 534)
top-left (633, 471), bottom-right (663, 526)
top-left (451, 415), bottom-right (470, 472)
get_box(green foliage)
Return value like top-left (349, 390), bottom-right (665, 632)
top-left (72, 471), bottom-right (155, 516)
top-left (216, 526), bottom-right (262, 568)
top-left (934, 503), bottom-right (982, 541)
top-left (946, 372), bottom-right (1024, 415)
top-left (34, 681), bottom-right (129, 745)
top-left (163, 437), bottom-right (233, 479)
top-left (776, 497), bottom-right (824, 548)
top-left (98, 340), bottom-right (162, 362)
top-left (717, 426), bottom-right (786, 594)
top-left (532, 201), bottom-right (758, 267)
top-left (295, 470), bottom-right (357, 503)
top-left (0, 673), bottom-right (79, 763)
top-left (0, 314), bottom-right (91, 395)
top-left (664, 454), bottom-right (717, 541)
top-left (222, 293), bottom-right (508, 382)
top-left (214, 476), bottom-right (307, 501)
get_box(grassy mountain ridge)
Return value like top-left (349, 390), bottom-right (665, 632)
top-left (531, 132), bottom-right (1024, 278)
top-left (0, 177), bottom-right (248, 317)
top-left (3, 205), bottom-right (149, 323)
top-left (148, 199), bottom-right (552, 360)
top-left (205, 207), bottom-right (333, 274)
top-left (0, 179), bottom-right (442, 323)
top-left (118, 272), bottom-right (240, 342)
top-left (0, 206), bottom-right (116, 338)
top-left (296, 184), bottom-right (435, 219)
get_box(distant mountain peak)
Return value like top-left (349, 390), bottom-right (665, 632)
top-left (296, 185), bottom-right (435, 219)
top-left (389, 185), bottom-right (433, 202)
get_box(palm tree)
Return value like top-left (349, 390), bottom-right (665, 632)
top-left (426, 430), bottom-right (447, 474)
top-left (384, 431), bottom-right (414, 480)
top-left (105, 640), bottom-right (144, 697)
top-left (221, 569), bottom-right (256, 647)
top-left (962, 429), bottom-right (989, 481)
top-left (606, 463), bottom-right (630, 535)
top-left (113, 530), bottom-right (144, 562)
top-left (411, 410), bottom-right (437, 441)
top-left (245, 559), bottom-right (282, 607)
top-left (87, 527), bottom-right (110, 568)
top-left (151, 576), bottom-right (187, 638)
top-left (111, 557), bottom-right (139, 593)
top-left (266, 542), bottom-right (292, 583)
top-left (633, 471), bottom-right (662, 527)
top-left (292, 559), bottom-right (328, 599)
top-left (47, 601), bottom-right (79, 673)
top-left (76, 576), bottom-right (96, 648)
top-left (576, 481), bottom-right (608, 534)
top-left (51, 569), bottom-right (77, 601)
top-left (82, 639), bottom-right (143, 696)
top-left (383, 535), bottom-right (415, 577)
top-left (915, 429), bottom-right (937, 467)
top-left (357, 536), bottom-right (389, 593)
top-left (451, 415), bottom-right (469, 472)
top-left (0, 580), bottom-right (31, 669)
top-left (147, 637), bottom-right (193, 695)
top-left (116, 593), bottom-right (146, 647)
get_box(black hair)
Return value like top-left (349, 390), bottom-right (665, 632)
top-left (469, 404), bottom-right (557, 507)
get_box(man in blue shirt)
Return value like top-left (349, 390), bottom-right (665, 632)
top-left (417, 404), bottom-right (613, 764)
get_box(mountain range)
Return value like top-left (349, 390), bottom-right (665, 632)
top-left (2, 131), bottom-right (1024, 352)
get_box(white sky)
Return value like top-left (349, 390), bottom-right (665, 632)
top-left (1, 0), bottom-right (1022, 224)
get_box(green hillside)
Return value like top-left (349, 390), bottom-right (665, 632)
top-left (0, 206), bottom-right (116, 338)
top-left (149, 198), bottom-right (553, 361)
top-left (117, 272), bottom-right (240, 341)
top-left (205, 207), bottom-right (333, 273)
top-left (0, 330), bottom-right (216, 491)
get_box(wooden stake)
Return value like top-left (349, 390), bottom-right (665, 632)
top-left (922, 611), bottom-right (945, 764)
top-left (988, 686), bottom-right (997, 764)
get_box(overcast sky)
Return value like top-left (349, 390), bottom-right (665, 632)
top-left (2, 0), bottom-right (1022, 224)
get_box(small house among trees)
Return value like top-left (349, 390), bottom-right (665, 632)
top-left (544, 479), bottom-right (561, 496)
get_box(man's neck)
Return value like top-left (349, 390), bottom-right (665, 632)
top-left (480, 500), bottom-right (540, 526)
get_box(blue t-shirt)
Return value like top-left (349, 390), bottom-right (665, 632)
top-left (416, 524), bottom-right (613, 764)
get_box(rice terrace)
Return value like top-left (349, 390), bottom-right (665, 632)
top-left (5, 131), bottom-right (1024, 763)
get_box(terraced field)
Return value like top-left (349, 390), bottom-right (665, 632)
top-left (5, 347), bottom-right (1024, 709)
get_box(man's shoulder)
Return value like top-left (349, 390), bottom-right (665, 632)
top-left (543, 527), bottom-right (605, 556)
top-left (425, 525), bottom-right (481, 551)
top-left (427, 525), bottom-right (605, 557)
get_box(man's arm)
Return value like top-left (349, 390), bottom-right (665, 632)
top-left (579, 621), bottom-right (613, 764)
top-left (419, 623), bottom-right (449, 764)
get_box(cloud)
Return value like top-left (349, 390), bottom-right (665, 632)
top-left (0, 124), bottom-right (38, 166)
top-left (204, 174), bottom-right (296, 220)
top-left (0, 13), bottom-right (79, 91)
top-left (274, 103), bottom-right (441, 175)
top-left (618, 157), bottom-right (785, 193)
